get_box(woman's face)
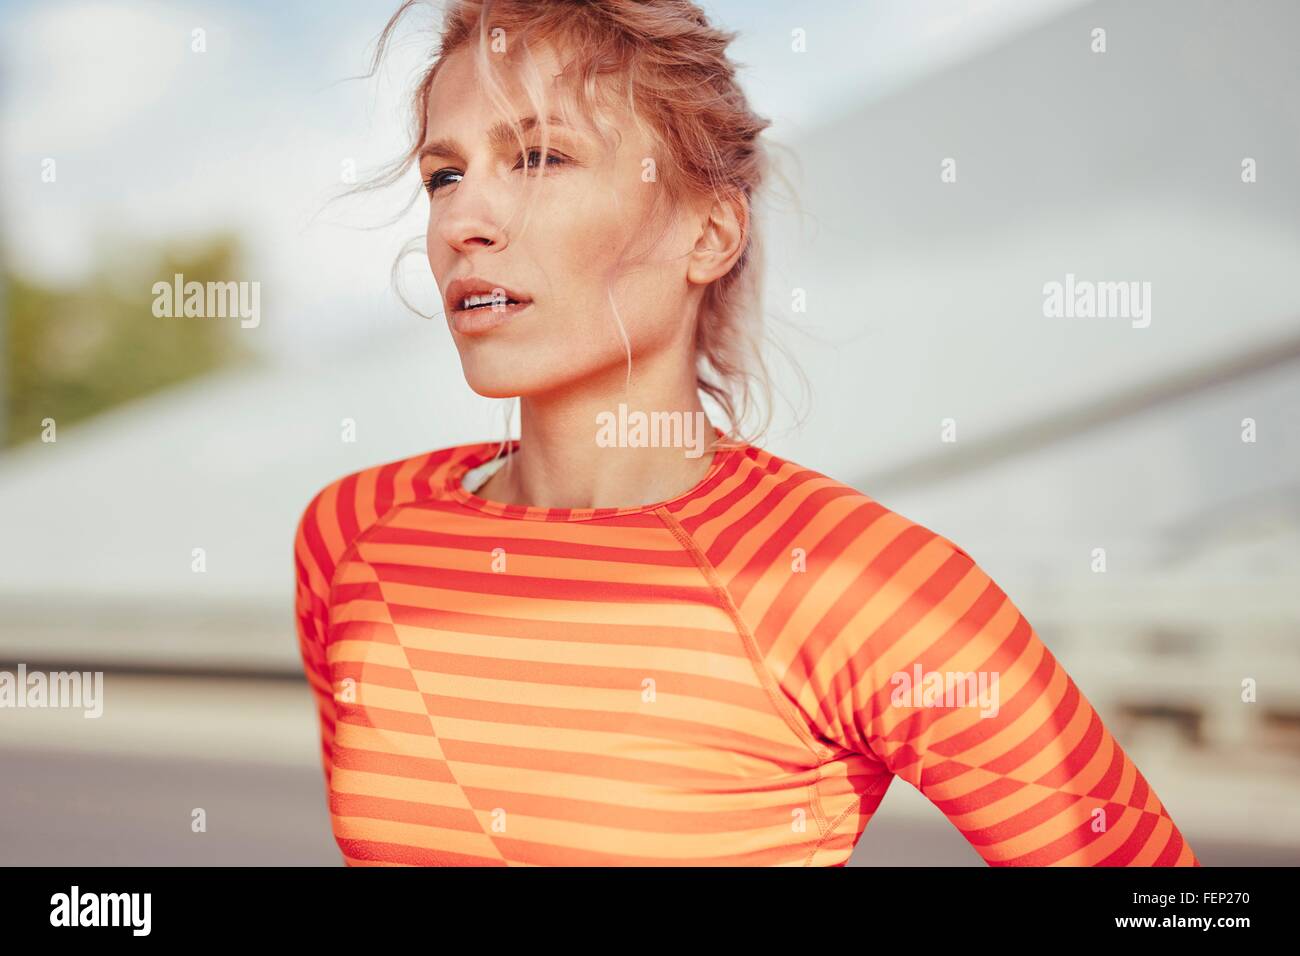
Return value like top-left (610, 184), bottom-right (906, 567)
top-left (420, 43), bottom-right (706, 399)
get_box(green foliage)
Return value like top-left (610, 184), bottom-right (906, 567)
top-left (2, 234), bottom-right (251, 448)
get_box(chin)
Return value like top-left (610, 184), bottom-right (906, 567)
top-left (461, 373), bottom-right (524, 400)
top-left (456, 346), bottom-right (618, 401)
top-left (458, 357), bottom-right (544, 399)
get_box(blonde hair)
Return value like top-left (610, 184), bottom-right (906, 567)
top-left (349, 0), bottom-right (809, 452)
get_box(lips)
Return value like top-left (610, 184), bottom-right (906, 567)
top-left (445, 275), bottom-right (533, 316)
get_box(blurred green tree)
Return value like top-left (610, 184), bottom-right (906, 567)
top-left (2, 234), bottom-right (252, 448)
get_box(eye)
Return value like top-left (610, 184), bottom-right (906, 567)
top-left (422, 169), bottom-right (461, 196)
top-left (422, 149), bottom-right (567, 197)
top-left (514, 148), bottom-right (567, 173)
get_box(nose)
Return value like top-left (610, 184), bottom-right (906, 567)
top-left (433, 169), bottom-right (507, 255)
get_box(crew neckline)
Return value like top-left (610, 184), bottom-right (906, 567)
top-left (445, 424), bottom-right (742, 521)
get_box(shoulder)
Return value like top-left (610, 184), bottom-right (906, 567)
top-left (717, 448), bottom-right (1020, 682)
top-left (292, 439), bottom-right (487, 594)
top-left (688, 442), bottom-right (978, 571)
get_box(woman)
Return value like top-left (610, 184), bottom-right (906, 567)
top-left (294, 0), bottom-right (1199, 867)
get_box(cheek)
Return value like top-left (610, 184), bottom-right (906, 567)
top-left (425, 211), bottom-right (442, 260)
top-left (536, 187), bottom-right (643, 302)
top-left (424, 210), bottom-right (461, 303)
top-left (424, 219), bottom-right (439, 277)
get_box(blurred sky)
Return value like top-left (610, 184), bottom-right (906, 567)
top-left (2, 0), bottom-right (1296, 597)
top-left (0, 0), bottom-right (1088, 360)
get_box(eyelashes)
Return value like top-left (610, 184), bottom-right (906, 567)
top-left (422, 148), bottom-right (568, 196)
top-left (422, 170), bottom-right (455, 195)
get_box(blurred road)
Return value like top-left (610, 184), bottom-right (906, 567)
top-left (2, 749), bottom-right (1295, 866)
top-left (1, 749), bottom-right (341, 866)
top-left (1, 673), bottom-right (1297, 866)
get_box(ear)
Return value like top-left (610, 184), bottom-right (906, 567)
top-left (686, 189), bottom-right (748, 287)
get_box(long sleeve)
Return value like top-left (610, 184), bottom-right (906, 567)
top-left (788, 525), bottom-right (1200, 866)
top-left (288, 448), bottom-right (457, 812)
top-left (293, 496), bottom-right (338, 795)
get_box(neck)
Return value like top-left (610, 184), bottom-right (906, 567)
top-left (486, 354), bottom-right (718, 510)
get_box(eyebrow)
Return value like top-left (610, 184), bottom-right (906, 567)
top-left (418, 115), bottom-right (576, 163)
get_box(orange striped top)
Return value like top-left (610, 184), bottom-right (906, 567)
top-left (292, 432), bottom-right (1200, 866)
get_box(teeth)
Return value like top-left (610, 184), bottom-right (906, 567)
top-left (460, 292), bottom-right (517, 310)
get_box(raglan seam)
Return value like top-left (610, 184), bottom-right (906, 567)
top-left (318, 453), bottom-right (464, 645)
top-left (804, 774), bottom-right (893, 866)
top-left (324, 495), bottom-right (445, 627)
top-left (300, 495), bottom-right (424, 770)
top-left (654, 506), bottom-right (834, 852)
top-left (303, 450), bottom-right (520, 868)
top-left (804, 797), bottom-right (861, 866)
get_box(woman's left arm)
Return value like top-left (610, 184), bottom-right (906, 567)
top-left (801, 531), bottom-right (1201, 866)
